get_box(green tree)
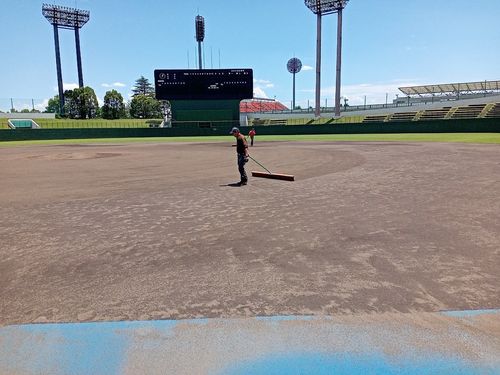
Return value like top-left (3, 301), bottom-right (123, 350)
top-left (129, 94), bottom-right (162, 119)
top-left (132, 76), bottom-right (155, 97)
top-left (45, 95), bottom-right (61, 114)
top-left (102, 89), bottom-right (125, 119)
top-left (64, 86), bottom-right (99, 119)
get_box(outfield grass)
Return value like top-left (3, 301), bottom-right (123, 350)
top-left (0, 118), bottom-right (158, 129)
top-left (0, 116), bottom-right (364, 129)
top-left (1, 133), bottom-right (500, 147)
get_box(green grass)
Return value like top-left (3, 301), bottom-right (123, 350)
top-left (253, 116), bottom-right (364, 126)
top-left (0, 118), bottom-right (158, 129)
top-left (1, 133), bottom-right (500, 147)
top-left (264, 133), bottom-right (500, 143)
top-left (1, 116), bottom-right (364, 129)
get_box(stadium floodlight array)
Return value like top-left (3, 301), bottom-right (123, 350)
top-left (195, 15), bottom-right (205, 70)
top-left (195, 15), bottom-right (205, 42)
top-left (287, 58), bottom-right (302, 110)
top-left (304, 0), bottom-right (349, 15)
top-left (305, 0), bottom-right (349, 117)
top-left (42, 4), bottom-right (90, 29)
top-left (42, 4), bottom-right (90, 115)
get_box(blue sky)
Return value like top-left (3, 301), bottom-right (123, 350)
top-left (1, 0), bottom-right (499, 112)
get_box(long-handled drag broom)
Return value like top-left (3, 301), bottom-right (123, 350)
top-left (248, 155), bottom-right (295, 181)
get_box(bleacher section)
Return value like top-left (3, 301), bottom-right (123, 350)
top-left (241, 99), bottom-right (288, 113)
top-left (484, 103), bottom-right (500, 118)
top-left (388, 112), bottom-right (418, 122)
top-left (450, 104), bottom-right (486, 119)
top-left (268, 119), bottom-right (287, 125)
top-left (418, 107), bottom-right (451, 121)
top-left (364, 103), bottom-right (498, 123)
top-left (362, 115), bottom-right (388, 123)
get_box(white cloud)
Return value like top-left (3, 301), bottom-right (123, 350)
top-left (254, 79), bottom-right (274, 88)
top-left (300, 79), bottom-right (424, 106)
top-left (102, 82), bottom-right (126, 88)
top-left (253, 87), bottom-right (268, 99)
top-left (63, 83), bottom-right (79, 91)
top-left (35, 98), bottom-right (49, 111)
top-left (302, 65), bottom-right (314, 71)
top-left (340, 80), bottom-right (423, 105)
top-left (53, 83), bottom-right (78, 92)
top-left (253, 78), bottom-right (274, 98)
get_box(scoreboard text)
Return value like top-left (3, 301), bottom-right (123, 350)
top-left (154, 69), bottom-right (253, 100)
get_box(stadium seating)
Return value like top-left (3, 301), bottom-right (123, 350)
top-left (484, 103), bottom-right (500, 118)
top-left (387, 112), bottom-right (418, 122)
top-left (240, 99), bottom-right (288, 113)
top-left (362, 115), bottom-right (388, 123)
top-left (358, 102), bottom-right (498, 123)
top-left (251, 118), bottom-right (266, 125)
top-left (268, 119), bottom-right (288, 125)
top-left (450, 104), bottom-right (486, 119)
top-left (418, 107), bottom-right (452, 120)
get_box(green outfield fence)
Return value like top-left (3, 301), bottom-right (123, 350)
top-left (1, 118), bottom-right (499, 142)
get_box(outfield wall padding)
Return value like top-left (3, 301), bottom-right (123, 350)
top-left (1, 118), bottom-right (499, 142)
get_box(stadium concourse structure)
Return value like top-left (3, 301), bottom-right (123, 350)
top-left (1, 79), bottom-right (499, 133)
top-left (244, 79), bottom-right (500, 125)
top-left (397, 79), bottom-right (500, 104)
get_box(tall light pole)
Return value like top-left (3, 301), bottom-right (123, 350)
top-left (305, 0), bottom-right (349, 117)
top-left (195, 15), bottom-right (205, 70)
top-left (43, 3), bottom-right (90, 115)
top-left (287, 57), bottom-right (302, 110)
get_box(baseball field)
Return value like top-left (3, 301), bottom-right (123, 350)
top-left (1, 135), bottom-right (499, 327)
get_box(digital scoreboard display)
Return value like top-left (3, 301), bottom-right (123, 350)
top-left (154, 69), bottom-right (253, 100)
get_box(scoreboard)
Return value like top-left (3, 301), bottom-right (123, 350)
top-left (154, 69), bottom-right (253, 100)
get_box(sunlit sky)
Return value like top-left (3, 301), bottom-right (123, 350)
top-left (1, 0), bottom-right (499, 111)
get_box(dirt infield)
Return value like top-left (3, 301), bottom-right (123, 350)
top-left (0, 141), bottom-right (499, 326)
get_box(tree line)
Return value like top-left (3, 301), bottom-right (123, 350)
top-left (45, 76), bottom-right (167, 119)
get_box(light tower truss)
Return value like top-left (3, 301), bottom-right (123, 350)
top-left (42, 4), bottom-right (90, 115)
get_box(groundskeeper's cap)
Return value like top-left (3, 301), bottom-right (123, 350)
top-left (230, 127), bottom-right (240, 134)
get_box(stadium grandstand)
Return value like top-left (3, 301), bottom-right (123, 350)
top-left (360, 102), bottom-right (499, 123)
top-left (396, 79), bottom-right (500, 105)
top-left (240, 98), bottom-right (288, 113)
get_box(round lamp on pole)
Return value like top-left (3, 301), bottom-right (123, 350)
top-left (287, 57), bottom-right (302, 110)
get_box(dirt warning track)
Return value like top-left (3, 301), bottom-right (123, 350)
top-left (0, 141), bottom-right (499, 326)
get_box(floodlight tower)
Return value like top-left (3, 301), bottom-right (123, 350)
top-left (195, 15), bottom-right (205, 70)
top-left (42, 4), bottom-right (90, 114)
top-left (305, 0), bottom-right (349, 117)
top-left (287, 57), bottom-right (302, 110)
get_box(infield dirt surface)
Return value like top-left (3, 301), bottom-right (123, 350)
top-left (0, 140), bottom-right (499, 326)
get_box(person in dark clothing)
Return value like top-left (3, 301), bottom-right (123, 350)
top-left (230, 127), bottom-right (249, 186)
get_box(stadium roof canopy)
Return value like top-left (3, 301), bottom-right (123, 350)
top-left (399, 80), bottom-right (500, 97)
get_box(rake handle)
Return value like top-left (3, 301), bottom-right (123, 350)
top-left (247, 155), bottom-right (272, 174)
